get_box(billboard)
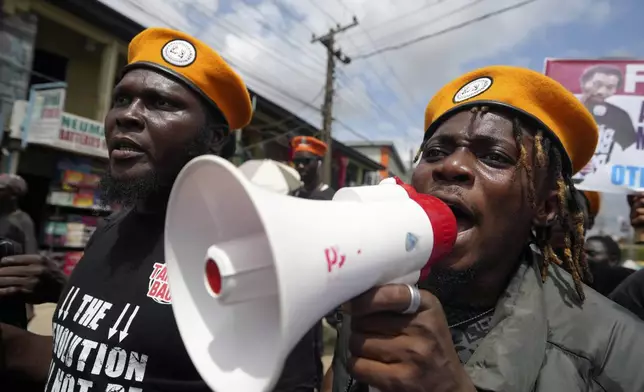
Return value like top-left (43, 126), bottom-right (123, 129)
top-left (544, 59), bottom-right (644, 194)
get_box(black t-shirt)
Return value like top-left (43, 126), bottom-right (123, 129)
top-left (585, 101), bottom-right (637, 167)
top-left (610, 268), bottom-right (644, 321)
top-left (44, 209), bottom-right (211, 392)
top-left (44, 208), bottom-right (319, 392)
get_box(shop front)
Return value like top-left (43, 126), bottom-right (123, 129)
top-left (0, 0), bottom-right (130, 274)
top-left (9, 82), bottom-right (111, 275)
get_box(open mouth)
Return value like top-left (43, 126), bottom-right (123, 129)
top-left (110, 138), bottom-right (145, 159)
top-left (445, 202), bottom-right (475, 234)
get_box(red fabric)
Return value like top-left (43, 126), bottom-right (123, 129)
top-left (287, 144), bottom-right (294, 161)
top-left (337, 156), bottom-right (348, 188)
top-left (393, 177), bottom-right (457, 282)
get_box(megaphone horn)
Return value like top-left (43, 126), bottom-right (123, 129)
top-left (164, 155), bottom-right (457, 392)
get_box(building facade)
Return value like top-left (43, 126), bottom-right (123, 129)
top-left (345, 141), bottom-right (410, 184)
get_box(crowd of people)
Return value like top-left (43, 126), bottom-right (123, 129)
top-left (0, 26), bottom-right (644, 392)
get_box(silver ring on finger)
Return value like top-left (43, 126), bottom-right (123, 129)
top-left (401, 284), bottom-right (421, 314)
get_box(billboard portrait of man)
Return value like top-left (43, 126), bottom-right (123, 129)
top-left (580, 65), bottom-right (637, 169)
top-left (545, 59), bottom-right (644, 190)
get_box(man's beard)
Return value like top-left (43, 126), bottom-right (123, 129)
top-left (99, 127), bottom-right (214, 209)
top-left (419, 263), bottom-right (482, 306)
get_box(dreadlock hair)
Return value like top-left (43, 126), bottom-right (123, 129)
top-left (414, 106), bottom-right (591, 302)
top-left (507, 108), bottom-right (591, 302)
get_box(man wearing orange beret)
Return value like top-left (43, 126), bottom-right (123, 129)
top-left (290, 136), bottom-right (335, 200)
top-left (279, 135), bottom-right (336, 392)
top-left (0, 27), bottom-right (269, 392)
top-left (328, 66), bottom-right (644, 392)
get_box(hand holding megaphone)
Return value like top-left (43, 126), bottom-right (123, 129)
top-left (164, 155), bottom-right (458, 392)
top-left (347, 280), bottom-right (477, 392)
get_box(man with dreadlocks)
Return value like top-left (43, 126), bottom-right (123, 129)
top-left (326, 66), bottom-right (644, 392)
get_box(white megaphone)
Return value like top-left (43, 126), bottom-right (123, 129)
top-left (164, 155), bottom-right (457, 392)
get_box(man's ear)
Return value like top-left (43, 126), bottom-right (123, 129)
top-left (209, 125), bottom-right (233, 157)
top-left (218, 133), bottom-right (237, 159)
top-left (533, 189), bottom-right (559, 227)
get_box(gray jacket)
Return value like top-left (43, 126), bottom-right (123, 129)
top-left (332, 250), bottom-right (644, 392)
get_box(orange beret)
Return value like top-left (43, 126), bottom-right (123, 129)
top-left (291, 136), bottom-right (327, 157)
top-left (424, 66), bottom-right (598, 175)
top-left (583, 191), bottom-right (601, 216)
top-left (125, 27), bottom-right (252, 130)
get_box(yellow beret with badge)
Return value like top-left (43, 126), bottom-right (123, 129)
top-left (124, 27), bottom-right (252, 130)
top-left (423, 65), bottom-right (598, 175)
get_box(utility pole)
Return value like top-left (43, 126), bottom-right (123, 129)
top-left (312, 16), bottom-right (358, 185)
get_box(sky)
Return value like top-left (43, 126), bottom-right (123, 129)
top-left (97, 0), bottom-right (643, 238)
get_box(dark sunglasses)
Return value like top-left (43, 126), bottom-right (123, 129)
top-left (293, 157), bottom-right (316, 166)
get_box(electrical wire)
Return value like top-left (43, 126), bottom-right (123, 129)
top-left (352, 0), bottom-right (489, 52)
top-left (308, 0), bottom-right (419, 141)
top-left (172, 0), bottom-right (386, 135)
top-left (335, 0), bottom-right (422, 124)
top-left (354, 0), bottom-right (538, 60)
top-left (346, 0), bottom-right (449, 39)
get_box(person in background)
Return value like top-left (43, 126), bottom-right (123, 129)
top-left (586, 235), bottom-right (622, 267)
top-left (582, 190), bottom-right (600, 230)
top-left (281, 136), bottom-right (336, 392)
top-left (0, 174), bottom-right (65, 330)
top-left (584, 235), bottom-right (633, 296)
top-left (289, 136), bottom-right (339, 331)
top-left (609, 193), bottom-right (644, 319)
top-left (291, 136), bottom-right (335, 200)
top-left (328, 66), bottom-right (644, 392)
top-left (551, 190), bottom-right (631, 296)
top-left (0, 174), bottom-right (37, 254)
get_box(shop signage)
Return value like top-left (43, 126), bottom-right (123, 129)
top-left (15, 83), bottom-right (108, 158)
top-left (22, 83), bottom-right (67, 147)
top-left (56, 113), bottom-right (108, 158)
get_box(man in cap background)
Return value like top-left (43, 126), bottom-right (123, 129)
top-left (0, 174), bottom-right (37, 254)
top-left (291, 136), bottom-right (336, 201)
top-left (278, 135), bottom-right (337, 392)
top-left (0, 174), bottom-right (65, 334)
top-left (0, 27), bottom-right (306, 392)
top-left (328, 66), bottom-right (644, 392)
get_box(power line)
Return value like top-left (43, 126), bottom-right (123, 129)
top-left (354, 0), bottom-right (538, 60)
top-left (270, 0), bottom-right (417, 134)
top-left (346, 0), bottom-right (449, 39)
top-left (312, 0), bottom-right (419, 140)
top-left (335, 0), bottom-right (421, 130)
top-left (182, 0), bottom-right (385, 140)
top-left (352, 0), bottom-right (488, 52)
